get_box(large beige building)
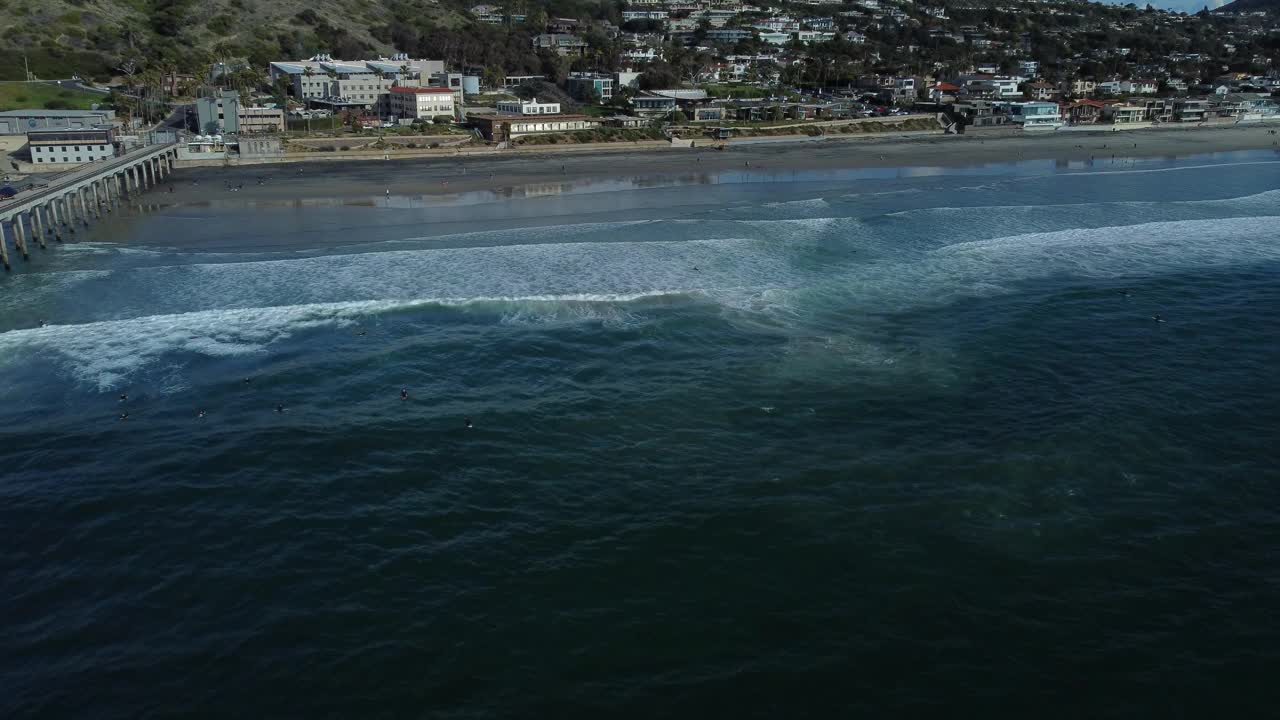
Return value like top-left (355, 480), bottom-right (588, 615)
top-left (387, 86), bottom-right (456, 121)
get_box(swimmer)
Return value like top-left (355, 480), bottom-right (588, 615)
top-left (197, 409), bottom-right (206, 418)
top-left (242, 377), bottom-right (251, 384)
top-left (276, 404), bottom-right (285, 413)
top-left (356, 329), bottom-right (367, 336)
top-left (38, 320), bottom-right (47, 327)
top-left (693, 266), bottom-right (700, 271)
top-left (1119, 290), bottom-right (1132, 298)
top-left (464, 417), bottom-right (473, 429)
top-left (119, 412), bottom-right (129, 421)
top-left (385, 189), bottom-right (390, 196)
top-left (400, 388), bottom-right (408, 401)
top-left (1152, 314), bottom-right (1166, 323)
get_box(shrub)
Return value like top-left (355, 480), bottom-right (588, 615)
top-left (44, 99), bottom-right (71, 110)
top-left (406, 142), bottom-right (417, 148)
top-left (338, 145), bottom-right (350, 151)
top-left (429, 142), bottom-right (440, 149)
top-left (432, 116), bottom-right (450, 125)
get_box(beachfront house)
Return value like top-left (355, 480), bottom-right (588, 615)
top-left (1105, 104), bottom-right (1147, 126)
top-left (1003, 101), bottom-right (1062, 130)
top-left (1065, 99), bottom-right (1109, 125)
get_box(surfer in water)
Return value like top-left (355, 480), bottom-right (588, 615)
top-left (197, 410), bottom-right (206, 418)
top-left (400, 388), bottom-right (409, 401)
top-left (1152, 314), bottom-right (1166, 323)
top-left (276, 404), bottom-right (285, 413)
top-left (119, 393), bottom-right (128, 402)
top-left (464, 417), bottom-right (473, 429)
top-left (119, 412), bottom-right (129, 421)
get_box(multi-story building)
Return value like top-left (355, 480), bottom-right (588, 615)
top-left (27, 127), bottom-right (115, 166)
top-left (495, 98), bottom-right (562, 115)
top-left (196, 91), bottom-right (285, 134)
top-left (269, 55), bottom-right (437, 104)
top-left (470, 113), bottom-right (602, 142)
top-left (566, 73), bottom-right (614, 103)
top-left (386, 86), bottom-right (457, 121)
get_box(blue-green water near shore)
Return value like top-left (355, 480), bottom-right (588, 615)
top-left (2, 152), bottom-right (1279, 717)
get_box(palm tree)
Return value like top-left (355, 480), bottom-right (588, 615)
top-left (302, 67), bottom-right (315, 134)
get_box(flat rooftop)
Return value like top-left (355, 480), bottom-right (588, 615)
top-left (0, 109), bottom-right (110, 117)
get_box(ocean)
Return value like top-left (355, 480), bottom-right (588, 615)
top-left (3, 152), bottom-right (1279, 717)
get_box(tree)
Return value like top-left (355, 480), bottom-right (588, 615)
top-left (483, 66), bottom-right (506, 90)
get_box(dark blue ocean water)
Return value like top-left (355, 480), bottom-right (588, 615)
top-left (3, 152), bottom-right (1280, 718)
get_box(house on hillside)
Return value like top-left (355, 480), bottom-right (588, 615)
top-left (533, 34), bottom-right (588, 56)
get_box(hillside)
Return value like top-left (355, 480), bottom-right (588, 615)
top-left (1218, 0), bottom-right (1280, 12)
top-left (0, 0), bottom-right (464, 82)
top-left (0, 0), bottom-right (624, 83)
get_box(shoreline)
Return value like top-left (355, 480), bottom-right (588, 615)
top-left (156, 124), bottom-right (1280, 204)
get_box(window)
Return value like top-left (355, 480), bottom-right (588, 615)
top-left (76, 157), bottom-right (82, 162)
top-left (36, 158), bottom-right (43, 163)
top-left (62, 146), bottom-right (67, 152)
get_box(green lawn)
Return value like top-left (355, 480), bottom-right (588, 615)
top-left (0, 82), bottom-right (103, 111)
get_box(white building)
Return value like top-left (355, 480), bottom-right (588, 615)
top-left (1006, 101), bottom-right (1062, 130)
top-left (27, 127), bottom-right (116, 166)
top-left (495, 97), bottom-right (562, 115)
top-left (387, 86), bottom-right (456, 121)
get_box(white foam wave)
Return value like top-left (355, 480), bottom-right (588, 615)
top-left (932, 216), bottom-right (1280, 260)
top-left (762, 197), bottom-right (831, 210)
top-left (1054, 159), bottom-right (1280, 178)
top-left (0, 292), bottom-right (691, 391)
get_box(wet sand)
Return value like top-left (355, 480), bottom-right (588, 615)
top-left (162, 124), bottom-right (1280, 202)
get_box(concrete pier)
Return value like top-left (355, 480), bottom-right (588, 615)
top-left (0, 222), bottom-right (10, 271)
top-left (0, 142), bottom-right (177, 275)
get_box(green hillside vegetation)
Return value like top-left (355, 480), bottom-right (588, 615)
top-left (0, 82), bottom-right (103, 110)
top-left (0, 0), bottom-right (618, 83)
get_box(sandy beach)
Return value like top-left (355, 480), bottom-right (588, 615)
top-left (160, 123), bottom-right (1280, 202)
